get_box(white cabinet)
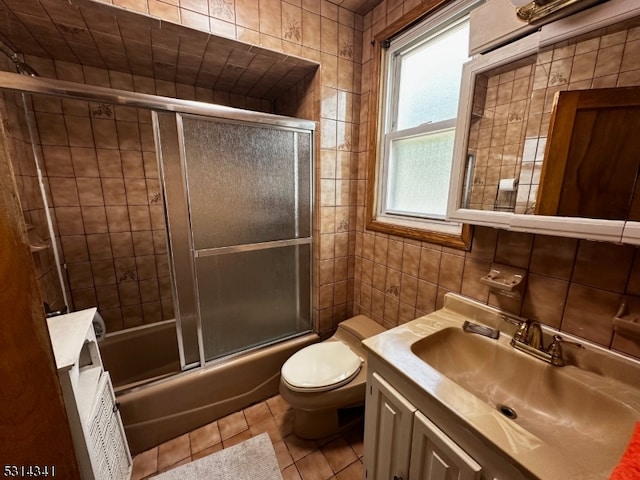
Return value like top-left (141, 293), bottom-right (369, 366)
top-left (468, 0), bottom-right (535, 55)
top-left (364, 372), bottom-right (481, 480)
top-left (410, 412), bottom-right (481, 480)
top-left (47, 309), bottom-right (132, 480)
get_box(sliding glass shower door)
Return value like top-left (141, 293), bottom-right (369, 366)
top-left (154, 111), bottom-right (313, 368)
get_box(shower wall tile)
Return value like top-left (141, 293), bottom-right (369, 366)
top-left (0, 87), bottom-right (66, 312)
top-left (28, 89), bottom-right (174, 331)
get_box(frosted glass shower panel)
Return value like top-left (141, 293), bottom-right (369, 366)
top-left (196, 245), bottom-right (311, 361)
top-left (181, 116), bottom-right (311, 249)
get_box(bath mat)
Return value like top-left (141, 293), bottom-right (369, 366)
top-left (153, 432), bottom-right (283, 480)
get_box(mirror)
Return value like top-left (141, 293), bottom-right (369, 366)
top-left (537, 87), bottom-right (640, 221)
top-left (447, 4), bottom-right (640, 241)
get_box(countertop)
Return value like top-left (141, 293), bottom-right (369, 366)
top-left (362, 293), bottom-right (640, 480)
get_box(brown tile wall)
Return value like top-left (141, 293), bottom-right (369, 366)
top-left (20, 55), bottom-right (280, 333)
top-left (12, 0), bottom-right (640, 361)
top-left (22, 0), bottom-right (363, 337)
top-left (29, 89), bottom-right (173, 332)
top-left (355, 1), bottom-right (640, 361)
top-left (0, 81), bottom-right (65, 312)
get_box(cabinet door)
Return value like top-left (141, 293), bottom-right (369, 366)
top-left (409, 411), bottom-right (481, 480)
top-left (364, 372), bottom-right (417, 480)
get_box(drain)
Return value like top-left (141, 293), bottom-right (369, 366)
top-left (497, 404), bottom-right (518, 420)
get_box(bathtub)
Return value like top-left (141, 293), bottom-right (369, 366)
top-left (114, 331), bottom-right (318, 454)
top-left (99, 320), bottom-right (181, 391)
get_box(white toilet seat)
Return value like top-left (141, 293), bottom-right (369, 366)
top-left (281, 341), bottom-right (362, 393)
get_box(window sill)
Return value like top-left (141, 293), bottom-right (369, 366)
top-left (366, 217), bottom-right (472, 250)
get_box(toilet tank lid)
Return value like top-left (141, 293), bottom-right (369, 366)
top-left (281, 341), bottom-right (362, 389)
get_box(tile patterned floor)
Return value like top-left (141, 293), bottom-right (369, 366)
top-left (131, 395), bottom-right (365, 480)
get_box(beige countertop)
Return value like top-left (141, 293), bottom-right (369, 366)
top-left (362, 293), bottom-right (640, 480)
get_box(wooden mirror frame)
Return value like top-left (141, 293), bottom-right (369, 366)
top-left (536, 86), bottom-right (640, 220)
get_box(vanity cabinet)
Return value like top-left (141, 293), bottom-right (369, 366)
top-left (364, 372), bottom-right (483, 480)
top-left (47, 309), bottom-right (132, 480)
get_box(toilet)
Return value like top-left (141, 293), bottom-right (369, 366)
top-left (279, 315), bottom-right (385, 439)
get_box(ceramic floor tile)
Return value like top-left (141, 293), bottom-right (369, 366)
top-left (191, 442), bottom-right (223, 461)
top-left (218, 410), bottom-right (249, 440)
top-left (267, 394), bottom-right (291, 416)
top-left (272, 439), bottom-right (295, 470)
top-left (222, 429), bottom-right (252, 448)
top-left (189, 420), bottom-right (222, 454)
top-left (131, 394), bottom-right (365, 480)
top-left (282, 464), bottom-right (303, 480)
top-left (284, 433), bottom-right (318, 462)
top-left (130, 447), bottom-right (157, 480)
top-left (249, 416), bottom-right (284, 443)
top-left (342, 422), bottom-right (364, 457)
top-left (157, 433), bottom-right (191, 472)
top-left (244, 401), bottom-right (272, 426)
top-left (295, 450), bottom-right (334, 480)
top-left (158, 455), bottom-right (191, 474)
top-left (320, 437), bottom-right (358, 474)
top-left (335, 460), bottom-right (364, 480)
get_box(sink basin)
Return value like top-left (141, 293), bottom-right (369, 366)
top-left (411, 327), bottom-right (638, 474)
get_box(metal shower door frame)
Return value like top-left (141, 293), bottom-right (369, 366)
top-left (0, 70), bottom-right (315, 372)
top-left (155, 111), bottom-right (315, 370)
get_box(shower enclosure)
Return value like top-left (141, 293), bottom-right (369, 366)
top-left (0, 71), bottom-right (314, 384)
top-left (155, 111), bottom-right (314, 369)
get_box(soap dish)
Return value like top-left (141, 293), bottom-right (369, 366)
top-left (613, 296), bottom-right (640, 341)
top-left (480, 263), bottom-right (526, 298)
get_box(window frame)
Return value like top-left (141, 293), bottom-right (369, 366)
top-left (366, 0), bottom-right (480, 249)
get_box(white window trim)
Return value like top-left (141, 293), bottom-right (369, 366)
top-left (374, 0), bottom-right (483, 237)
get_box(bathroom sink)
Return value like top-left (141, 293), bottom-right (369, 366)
top-left (411, 327), bottom-right (638, 474)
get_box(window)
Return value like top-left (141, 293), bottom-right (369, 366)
top-left (366, 1), bottom-right (479, 248)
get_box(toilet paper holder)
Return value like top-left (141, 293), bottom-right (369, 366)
top-left (493, 178), bottom-right (518, 212)
top-left (480, 263), bottom-right (526, 298)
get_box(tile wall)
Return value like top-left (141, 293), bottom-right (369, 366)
top-left (20, 55), bottom-right (283, 333)
top-left (33, 94), bottom-right (173, 332)
top-left (5, 0), bottom-right (640, 360)
top-left (8, 0), bottom-right (364, 337)
top-left (0, 76), bottom-right (65, 311)
top-left (354, 1), bottom-right (640, 360)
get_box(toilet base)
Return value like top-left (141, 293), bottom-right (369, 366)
top-left (292, 405), bottom-right (364, 439)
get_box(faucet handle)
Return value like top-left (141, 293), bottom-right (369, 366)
top-left (547, 335), bottom-right (565, 366)
top-left (512, 319), bottom-right (530, 343)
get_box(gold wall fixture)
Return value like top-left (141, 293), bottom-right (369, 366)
top-left (515, 0), bottom-right (590, 23)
